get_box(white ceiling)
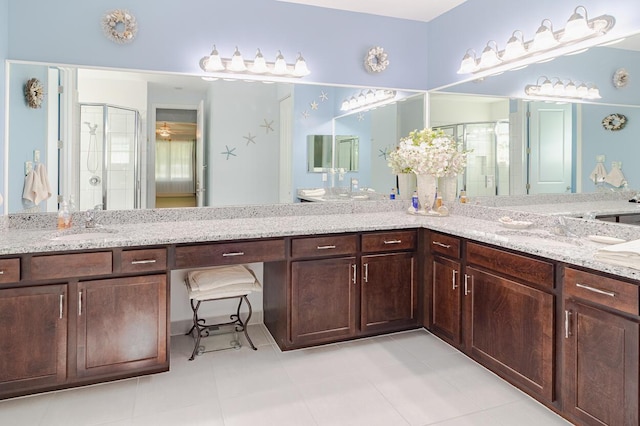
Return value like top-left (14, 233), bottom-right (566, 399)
top-left (276, 0), bottom-right (467, 22)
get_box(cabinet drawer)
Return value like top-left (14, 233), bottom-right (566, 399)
top-left (362, 230), bottom-right (416, 253)
top-left (175, 239), bottom-right (285, 268)
top-left (291, 234), bottom-right (358, 259)
top-left (30, 252), bottom-right (112, 281)
top-left (121, 248), bottom-right (167, 273)
top-left (428, 232), bottom-right (461, 259)
top-left (0, 258), bottom-right (20, 284)
top-left (467, 242), bottom-right (554, 289)
top-left (564, 267), bottom-right (639, 315)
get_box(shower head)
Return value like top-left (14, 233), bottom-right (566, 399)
top-left (84, 122), bottom-right (98, 135)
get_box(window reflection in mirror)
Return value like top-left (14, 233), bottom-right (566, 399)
top-left (335, 136), bottom-right (359, 172)
top-left (307, 135), bottom-right (333, 172)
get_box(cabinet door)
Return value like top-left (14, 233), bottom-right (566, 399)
top-left (291, 257), bottom-right (357, 346)
top-left (430, 256), bottom-right (462, 346)
top-left (464, 266), bottom-right (554, 402)
top-left (77, 275), bottom-right (168, 378)
top-left (563, 300), bottom-right (639, 426)
top-left (0, 285), bottom-right (67, 395)
top-left (361, 253), bottom-right (417, 333)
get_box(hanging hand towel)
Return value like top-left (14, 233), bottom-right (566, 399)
top-left (589, 162), bottom-right (607, 183)
top-left (605, 164), bottom-right (626, 187)
top-left (22, 168), bottom-right (40, 203)
top-left (35, 164), bottom-right (52, 203)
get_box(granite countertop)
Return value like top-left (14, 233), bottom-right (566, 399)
top-left (3, 204), bottom-right (640, 282)
top-left (503, 200), bottom-right (640, 217)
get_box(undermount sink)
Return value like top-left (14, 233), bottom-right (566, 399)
top-left (50, 228), bottom-right (119, 242)
top-left (493, 229), bottom-right (583, 247)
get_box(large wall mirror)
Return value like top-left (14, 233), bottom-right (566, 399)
top-left (431, 31), bottom-right (640, 197)
top-left (4, 62), bottom-right (426, 214)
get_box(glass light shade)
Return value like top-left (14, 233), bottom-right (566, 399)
top-left (349, 97), bottom-right (358, 109)
top-left (588, 86), bottom-right (601, 99)
top-left (340, 100), bottom-right (350, 111)
top-left (365, 90), bottom-right (375, 102)
top-left (250, 49), bottom-right (268, 73)
top-left (374, 89), bottom-right (387, 101)
top-left (228, 47), bottom-right (247, 72)
top-left (539, 78), bottom-right (553, 95)
top-left (478, 42), bottom-right (501, 69)
top-left (273, 51), bottom-right (288, 75)
top-left (457, 51), bottom-right (478, 74)
top-left (529, 21), bottom-right (559, 52)
top-left (502, 31), bottom-right (527, 61)
top-left (564, 81), bottom-right (577, 97)
top-left (576, 84), bottom-right (589, 97)
top-left (293, 53), bottom-right (310, 77)
top-left (553, 81), bottom-right (565, 96)
top-left (561, 7), bottom-right (594, 41)
top-left (204, 45), bottom-right (225, 72)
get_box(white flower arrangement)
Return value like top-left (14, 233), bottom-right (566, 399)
top-left (388, 128), bottom-right (470, 177)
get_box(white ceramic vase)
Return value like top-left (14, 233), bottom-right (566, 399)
top-left (416, 174), bottom-right (437, 211)
top-left (438, 175), bottom-right (458, 205)
top-left (397, 173), bottom-right (417, 200)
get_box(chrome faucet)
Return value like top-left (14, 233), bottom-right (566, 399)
top-left (85, 204), bottom-right (103, 228)
top-left (555, 216), bottom-right (577, 238)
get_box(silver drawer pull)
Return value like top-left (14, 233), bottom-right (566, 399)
top-left (0, 270), bottom-right (4, 275)
top-left (432, 241), bottom-right (451, 249)
top-left (222, 252), bottom-right (245, 257)
top-left (59, 294), bottom-right (64, 319)
top-left (317, 245), bottom-right (336, 250)
top-left (131, 259), bottom-right (157, 265)
top-left (564, 310), bottom-right (572, 339)
top-left (383, 240), bottom-right (402, 244)
top-left (576, 283), bottom-right (616, 297)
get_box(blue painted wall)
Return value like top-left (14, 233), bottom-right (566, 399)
top-left (7, 63), bottom-right (48, 211)
top-left (0, 0), bottom-right (7, 208)
top-left (6, 0), bottom-right (428, 90)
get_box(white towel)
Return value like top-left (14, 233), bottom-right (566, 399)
top-left (0, 192), bottom-right (3, 206)
top-left (187, 265), bottom-right (257, 292)
top-left (605, 164), bottom-right (626, 187)
top-left (22, 169), bottom-right (40, 203)
top-left (589, 162), bottom-right (607, 183)
top-left (185, 279), bottom-right (262, 301)
top-left (594, 238), bottom-right (640, 270)
top-left (299, 188), bottom-right (326, 197)
top-left (35, 164), bottom-right (52, 203)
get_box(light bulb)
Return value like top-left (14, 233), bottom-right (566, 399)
top-left (228, 46), bottom-right (247, 72)
top-left (251, 48), bottom-right (268, 73)
top-left (204, 45), bottom-right (224, 72)
top-left (273, 50), bottom-right (288, 75)
top-left (293, 53), bottom-right (310, 77)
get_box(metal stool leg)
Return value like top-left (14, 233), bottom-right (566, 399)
top-left (241, 295), bottom-right (257, 350)
top-left (188, 300), bottom-right (203, 361)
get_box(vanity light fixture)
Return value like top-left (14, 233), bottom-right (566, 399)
top-left (340, 89), bottom-right (396, 112)
top-left (457, 5), bottom-right (615, 75)
top-left (524, 76), bottom-right (601, 100)
top-left (199, 45), bottom-right (311, 79)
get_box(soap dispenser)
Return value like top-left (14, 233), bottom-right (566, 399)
top-left (57, 201), bottom-right (71, 229)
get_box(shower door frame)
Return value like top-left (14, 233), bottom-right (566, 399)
top-left (79, 103), bottom-right (141, 210)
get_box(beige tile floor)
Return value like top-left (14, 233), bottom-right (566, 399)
top-left (0, 326), bottom-right (572, 425)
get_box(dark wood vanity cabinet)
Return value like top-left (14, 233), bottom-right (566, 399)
top-left (464, 242), bottom-right (555, 403)
top-left (427, 231), bottom-right (463, 347)
top-left (360, 230), bottom-right (418, 334)
top-left (76, 274), bottom-right (167, 379)
top-left (562, 267), bottom-right (639, 426)
top-left (0, 284), bottom-right (68, 396)
top-left (268, 230), bottom-right (419, 350)
top-left (0, 248), bottom-right (169, 400)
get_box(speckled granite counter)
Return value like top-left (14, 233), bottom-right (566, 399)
top-left (3, 192), bottom-right (640, 277)
top-left (3, 198), bottom-right (640, 282)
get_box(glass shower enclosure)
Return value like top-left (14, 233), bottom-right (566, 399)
top-left (79, 104), bottom-right (141, 211)
top-left (435, 121), bottom-right (510, 197)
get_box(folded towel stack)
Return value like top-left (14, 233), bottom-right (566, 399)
top-left (185, 265), bottom-right (262, 301)
top-left (299, 188), bottom-right (326, 197)
top-left (594, 238), bottom-right (640, 270)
